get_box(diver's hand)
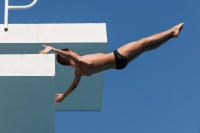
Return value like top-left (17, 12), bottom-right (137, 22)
top-left (55, 94), bottom-right (65, 104)
top-left (39, 45), bottom-right (53, 54)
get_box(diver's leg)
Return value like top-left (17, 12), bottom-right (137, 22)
top-left (117, 23), bottom-right (184, 58)
top-left (127, 36), bottom-right (171, 63)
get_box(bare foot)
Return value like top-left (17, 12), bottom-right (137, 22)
top-left (172, 23), bottom-right (184, 38)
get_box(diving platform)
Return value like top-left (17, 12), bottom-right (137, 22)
top-left (0, 23), bottom-right (107, 111)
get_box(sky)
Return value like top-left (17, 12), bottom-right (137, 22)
top-left (0, 0), bottom-right (200, 133)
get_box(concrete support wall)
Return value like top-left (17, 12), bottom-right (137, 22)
top-left (0, 55), bottom-right (55, 133)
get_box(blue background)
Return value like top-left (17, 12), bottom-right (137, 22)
top-left (0, 0), bottom-right (199, 133)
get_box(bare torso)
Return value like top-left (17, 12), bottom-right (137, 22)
top-left (70, 52), bottom-right (116, 76)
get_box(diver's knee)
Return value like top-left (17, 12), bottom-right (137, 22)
top-left (138, 38), bottom-right (148, 46)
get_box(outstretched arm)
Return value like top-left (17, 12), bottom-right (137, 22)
top-left (39, 45), bottom-right (81, 64)
top-left (55, 71), bottom-right (82, 104)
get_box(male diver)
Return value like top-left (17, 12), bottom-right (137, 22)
top-left (40, 23), bottom-right (184, 104)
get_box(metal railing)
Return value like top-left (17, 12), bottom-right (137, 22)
top-left (4, 0), bottom-right (37, 31)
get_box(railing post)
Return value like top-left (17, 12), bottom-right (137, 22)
top-left (4, 0), bottom-right (8, 31)
top-left (4, 0), bottom-right (38, 31)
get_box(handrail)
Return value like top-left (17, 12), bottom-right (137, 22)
top-left (4, 0), bottom-right (38, 31)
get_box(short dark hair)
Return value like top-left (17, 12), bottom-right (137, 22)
top-left (56, 48), bottom-right (71, 66)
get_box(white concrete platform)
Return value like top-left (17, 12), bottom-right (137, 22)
top-left (0, 54), bottom-right (55, 76)
top-left (0, 23), bottom-right (107, 43)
